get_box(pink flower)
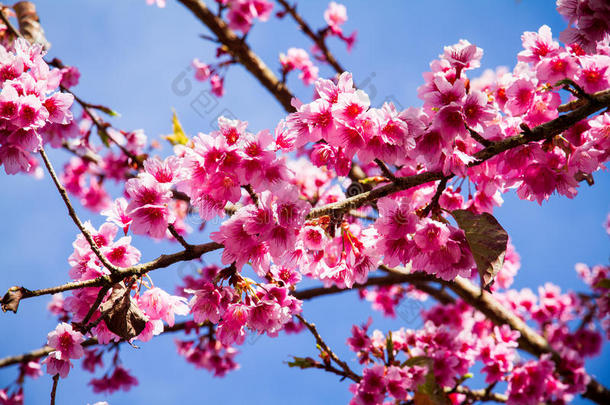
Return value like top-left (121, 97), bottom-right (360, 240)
top-left (138, 287), bottom-right (189, 326)
top-left (143, 156), bottom-right (181, 183)
top-left (576, 55), bottom-right (610, 93)
top-left (42, 352), bottom-right (71, 378)
top-left (190, 283), bottom-right (230, 323)
top-left (101, 197), bottom-right (133, 235)
top-left (536, 52), bottom-right (579, 84)
top-left (518, 25), bottom-right (559, 63)
top-left (216, 303), bottom-right (250, 345)
top-left (505, 78), bottom-right (536, 116)
top-left (192, 58), bottom-right (211, 81)
top-left (0, 84), bottom-right (19, 120)
top-left (210, 74), bottom-right (224, 97)
top-left (16, 94), bottom-right (48, 129)
top-left (125, 175), bottom-right (175, 238)
top-left (442, 39), bottom-right (483, 73)
top-left (60, 65), bottom-right (80, 88)
top-left (332, 90), bottom-right (370, 126)
top-left (43, 92), bottom-right (74, 124)
top-left (375, 197), bottom-right (418, 240)
top-left (89, 366), bottom-right (139, 394)
top-left (47, 322), bottom-right (84, 360)
top-left (324, 2), bottom-right (347, 28)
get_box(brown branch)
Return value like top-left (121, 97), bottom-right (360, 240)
top-left (49, 373), bottom-right (59, 405)
top-left (306, 89), bottom-right (610, 221)
top-left (1, 241), bottom-right (223, 313)
top-left (466, 125), bottom-right (493, 147)
top-left (294, 358), bottom-right (359, 381)
top-left (168, 224), bottom-right (193, 250)
top-left (177, 0), bottom-right (294, 112)
top-left (176, 0), bottom-right (372, 188)
top-left (77, 285), bottom-right (110, 329)
top-left (292, 271), bottom-right (437, 300)
top-left (39, 146), bottom-right (121, 274)
top-left (61, 85), bottom-right (143, 167)
top-left (374, 158), bottom-right (396, 181)
top-left (0, 5), bottom-right (21, 38)
top-left (275, 0), bottom-right (345, 75)
top-left (13, 1), bottom-right (49, 49)
top-left (420, 176), bottom-right (449, 217)
top-left (242, 184), bottom-right (259, 206)
top-left (0, 320), bottom-right (194, 369)
top-left (295, 314), bottom-right (360, 382)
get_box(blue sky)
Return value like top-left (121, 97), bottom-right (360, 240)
top-left (0, 1), bottom-right (608, 404)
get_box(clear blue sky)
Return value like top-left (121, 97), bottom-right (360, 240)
top-left (0, 1), bottom-right (608, 404)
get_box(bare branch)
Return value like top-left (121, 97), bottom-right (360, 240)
top-left (39, 146), bottom-right (121, 274)
top-left (177, 0), bottom-right (294, 112)
top-left (49, 373), bottom-right (59, 405)
top-left (275, 0), bottom-right (345, 74)
top-left (295, 314), bottom-right (361, 383)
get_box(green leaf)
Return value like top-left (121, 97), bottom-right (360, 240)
top-left (451, 209), bottom-right (509, 289)
top-left (287, 356), bottom-right (316, 369)
top-left (402, 355), bottom-right (431, 367)
top-left (386, 332), bottom-right (394, 362)
top-left (415, 372), bottom-right (450, 405)
top-left (98, 128), bottom-right (110, 147)
top-left (163, 109), bottom-right (189, 146)
top-left (95, 105), bottom-right (121, 117)
top-left (594, 279), bottom-right (610, 290)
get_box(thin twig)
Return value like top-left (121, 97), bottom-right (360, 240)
top-left (50, 374), bottom-right (59, 405)
top-left (295, 314), bottom-right (360, 382)
top-left (39, 146), bottom-right (121, 274)
top-left (168, 224), bottom-right (193, 250)
top-left (1, 241), bottom-right (223, 308)
top-left (0, 6), bottom-right (21, 38)
top-left (275, 0), bottom-right (345, 74)
top-left (466, 125), bottom-right (493, 147)
top-left (420, 176), bottom-right (449, 217)
top-left (374, 158), bottom-right (396, 181)
top-left (76, 285), bottom-right (111, 331)
top-left (242, 184), bottom-right (259, 206)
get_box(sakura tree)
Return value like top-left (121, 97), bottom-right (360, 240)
top-left (0, 0), bottom-right (609, 404)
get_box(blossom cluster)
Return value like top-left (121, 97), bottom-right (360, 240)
top-left (319, 1), bottom-right (356, 53)
top-left (2, 0), bottom-right (609, 403)
top-left (279, 48), bottom-right (319, 86)
top-left (346, 276), bottom-right (602, 405)
top-left (0, 39), bottom-right (74, 175)
top-left (556, 0), bottom-right (610, 52)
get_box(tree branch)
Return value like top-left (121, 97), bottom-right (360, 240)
top-left (49, 373), bottom-right (59, 405)
top-left (39, 146), bottom-right (121, 274)
top-left (295, 314), bottom-right (361, 383)
top-left (1, 241), bottom-right (223, 311)
top-left (177, 0), bottom-right (294, 112)
top-left (275, 0), bottom-right (345, 74)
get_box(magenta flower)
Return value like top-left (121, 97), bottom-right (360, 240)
top-left (125, 176), bottom-right (175, 238)
top-left (47, 322), bottom-right (85, 360)
top-left (505, 78), bottom-right (536, 116)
